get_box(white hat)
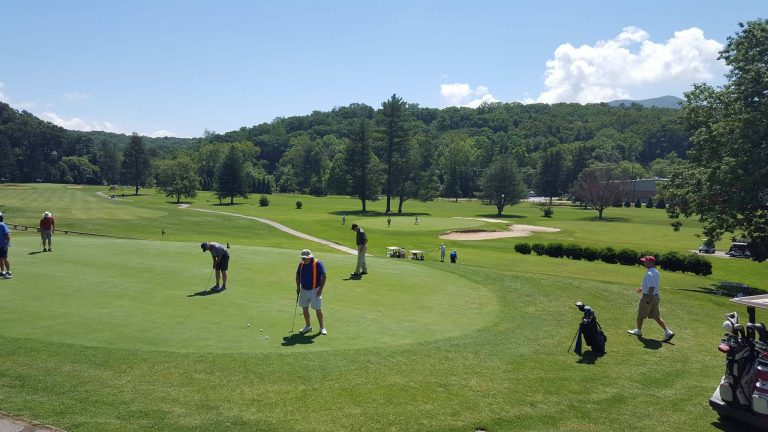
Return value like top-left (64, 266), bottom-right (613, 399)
top-left (44, 211), bottom-right (51, 217)
top-left (300, 249), bottom-right (314, 259)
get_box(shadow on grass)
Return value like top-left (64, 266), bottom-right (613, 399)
top-left (343, 274), bottom-right (364, 281)
top-left (632, 336), bottom-right (663, 350)
top-left (575, 350), bottom-right (604, 364)
top-left (281, 332), bottom-right (319, 346)
top-left (27, 250), bottom-right (44, 255)
top-left (330, 210), bottom-right (431, 217)
top-left (580, 216), bottom-right (631, 223)
top-left (711, 418), bottom-right (765, 432)
top-left (679, 284), bottom-right (767, 297)
top-left (165, 201), bottom-right (194, 205)
top-left (213, 202), bottom-right (249, 207)
top-left (187, 287), bottom-right (225, 297)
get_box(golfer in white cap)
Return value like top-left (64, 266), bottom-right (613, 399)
top-left (295, 249), bottom-right (327, 335)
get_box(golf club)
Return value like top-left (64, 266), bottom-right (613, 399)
top-left (290, 292), bottom-right (299, 332)
top-left (204, 267), bottom-right (213, 291)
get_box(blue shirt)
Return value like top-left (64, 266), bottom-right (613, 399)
top-left (0, 223), bottom-right (8, 248)
top-left (296, 259), bottom-right (325, 290)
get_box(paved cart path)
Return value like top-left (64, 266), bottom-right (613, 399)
top-left (183, 207), bottom-right (359, 255)
top-left (0, 411), bottom-right (64, 432)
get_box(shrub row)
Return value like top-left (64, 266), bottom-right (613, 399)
top-left (513, 242), bottom-right (712, 276)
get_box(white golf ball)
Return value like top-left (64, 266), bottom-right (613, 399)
top-left (259, 328), bottom-right (263, 332)
top-left (247, 323), bottom-right (250, 327)
top-left (265, 336), bottom-right (269, 340)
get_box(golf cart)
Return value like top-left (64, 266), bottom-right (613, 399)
top-left (709, 294), bottom-right (768, 429)
top-left (727, 242), bottom-right (752, 259)
top-left (699, 239), bottom-right (716, 254)
top-left (386, 247), bottom-right (406, 259)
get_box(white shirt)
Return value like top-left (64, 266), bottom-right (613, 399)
top-left (641, 267), bottom-right (660, 295)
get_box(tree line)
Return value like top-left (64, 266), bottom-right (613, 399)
top-left (0, 95), bottom-right (689, 213)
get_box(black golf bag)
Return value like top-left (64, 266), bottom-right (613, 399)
top-left (716, 313), bottom-right (768, 415)
top-left (573, 303), bottom-right (607, 356)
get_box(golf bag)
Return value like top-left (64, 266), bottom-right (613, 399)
top-left (716, 313), bottom-right (768, 415)
top-left (573, 303), bottom-right (607, 356)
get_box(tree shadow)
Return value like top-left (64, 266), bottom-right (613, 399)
top-left (213, 202), bottom-right (248, 207)
top-left (187, 287), bottom-right (225, 297)
top-left (679, 283), bottom-right (766, 298)
top-left (281, 332), bottom-right (320, 346)
top-left (579, 216), bottom-right (631, 223)
top-left (575, 350), bottom-right (604, 364)
top-left (165, 200), bottom-right (194, 205)
top-left (330, 210), bottom-right (431, 217)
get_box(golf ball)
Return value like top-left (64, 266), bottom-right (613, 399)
top-left (247, 324), bottom-right (250, 327)
top-left (259, 328), bottom-right (263, 332)
top-left (265, 336), bottom-right (269, 340)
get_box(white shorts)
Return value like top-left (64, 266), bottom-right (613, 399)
top-left (298, 288), bottom-right (322, 310)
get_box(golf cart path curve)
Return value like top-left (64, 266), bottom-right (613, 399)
top-left (183, 207), bottom-right (359, 255)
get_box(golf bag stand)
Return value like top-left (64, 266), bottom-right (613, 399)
top-left (573, 302), bottom-right (607, 356)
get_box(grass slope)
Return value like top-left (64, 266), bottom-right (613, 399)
top-left (0, 184), bottom-right (766, 431)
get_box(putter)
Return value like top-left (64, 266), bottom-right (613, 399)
top-left (291, 292), bottom-right (299, 332)
top-left (204, 268), bottom-right (214, 291)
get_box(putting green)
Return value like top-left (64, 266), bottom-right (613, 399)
top-left (352, 216), bottom-right (493, 231)
top-left (0, 235), bottom-right (497, 353)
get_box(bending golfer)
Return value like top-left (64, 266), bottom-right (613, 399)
top-left (39, 211), bottom-right (54, 252)
top-left (351, 223), bottom-right (367, 277)
top-left (296, 249), bottom-right (327, 335)
top-left (627, 256), bottom-right (674, 342)
top-left (0, 212), bottom-right (10, 279)
top-left (201, 241), bottom-right (229, 291)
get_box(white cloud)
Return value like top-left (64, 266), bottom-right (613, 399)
top-left (148, 129), bottom-right (178, 138)
top-left (440, 83), bottom-right (499, 108)
top-left (537, 26), bottom-right (727, 103)
top-left (41, 112), bottom-right (120, 133)
top-left (62, 92), bottom-right (92, 101)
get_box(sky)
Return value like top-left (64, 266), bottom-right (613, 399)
top-left (0, 0), bottom-right (764, 138)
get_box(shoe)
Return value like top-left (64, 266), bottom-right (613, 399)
top-left (320, 327), bottom-right (327, 335)
top-left (627, 329), bottom-right (642, 336)
top-left (210, 285), bottom-right (220, 291)
top-left (219, 285), bottom-right (226, 291)
top-left (3, 272), bottom-right (11, 279)
top-left (48, 248), bottom-right (52, 252)
top-left (0, 271), bottom-right (4, 277)
top-left (663, 331), bottom-right (675, 342)
top-left (43, 248), bottom-right (47, 252)
top-left (351, 273), bottom-right (361, 277)
top-left (360, 271), bottom-right (368, 275)
top-left (299, 325), bottom-right (312, 334)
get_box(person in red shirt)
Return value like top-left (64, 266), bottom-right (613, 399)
top-left (39, 211), bottom-right (55, 252)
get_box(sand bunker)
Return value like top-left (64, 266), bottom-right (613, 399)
top-left (440, 224), bottom-right (560, 240)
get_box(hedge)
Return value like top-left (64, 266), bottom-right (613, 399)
top-left (513, 242), bottom-right (712, 275)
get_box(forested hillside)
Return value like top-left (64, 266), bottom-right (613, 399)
top-left (0, 97), bottom-right (688, 212)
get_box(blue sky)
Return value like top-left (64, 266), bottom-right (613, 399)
top-left (0, 0), bottom-right (763, 138)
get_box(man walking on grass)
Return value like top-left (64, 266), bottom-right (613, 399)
top-left (0, 212), bottom-right (10, 279)
top-left (627, 255), bottom-right (674, 342)
top-left (351, 223), bottom-right (367, 277)
top-left (296, 249), bottom-right (327, 335)
top-left (201, 241), bottom-right (229, 291)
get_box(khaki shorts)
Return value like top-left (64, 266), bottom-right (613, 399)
top-left (298, 288), bottom-right (322, 310)
top-left (637, 294), bottom-right (660, 320)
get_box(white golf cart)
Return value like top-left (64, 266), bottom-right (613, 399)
top-left (709, 294), bottom-right (768, 429)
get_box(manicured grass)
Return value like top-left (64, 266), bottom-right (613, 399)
top-left (0, 184), bottom-right (766, 431)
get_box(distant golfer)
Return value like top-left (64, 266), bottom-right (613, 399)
top-left (296, 249), bottom-right (327, 335)
top-left (201, 241), bottom-right (229, 291)
top-left (342, 213), bottom-right (346, 225)
top-left (450, 249), bottom-right (457, 264)
top-left (351, 223), bottom-right (367, 276)
top-left (387, 217), bottom-right (391, 228)
top-left (440, 243), bottom-right (446, 262)
top-left (415, 215), bottom-right (419, 225)
top-left (627, 256), bottom-right (674, 342)
top-left (39, 211), bottom-right (55, 252)
top-left (0, 212), bottom-right (10, 279)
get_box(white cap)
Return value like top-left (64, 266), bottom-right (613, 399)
top-left (300, 249), bottom-right (313, 259)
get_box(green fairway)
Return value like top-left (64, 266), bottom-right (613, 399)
top-left (0, 184), bottom-right (767, 431)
